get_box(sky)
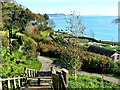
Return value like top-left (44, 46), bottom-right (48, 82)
top-left (15, 0), bottom-right (119, 16)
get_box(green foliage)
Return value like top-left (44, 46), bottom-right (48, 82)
top-left (43, 13), bottom-right (49, 20)
top-left (12, 39), bottom-right (20, 50)
top-left (2, 47), bottom-right (25, 77)
top-left (82, 52), bottom-right (119, 74)
top-left (47, 19), bottom-right (56, 29)
top-left (2, 46), bottom-right (42, 77)
top-left (100, 40), bottom-right (120, 46)
top-left (26, 23), bottom-right (42, 42)
top-left (2, 2), bottom-right (44, 31)
top-left (60, 45), bottom-right (83, 71)
top-left (41, 31), bottom-right (49, 39)
top-left (68, 74), bottom-right (120, 88)
top-left (22, 58), bottom-right (42, 71)
top-left (39, 44), bottom-right (60, 58)
top-left (16, 32), bottom-right (38, 58)
top-left (103, 45), bottom-right (120, 51)
top-left (58, 11), bottom-right (86, 81)
top-left (106, 74), bottom-right (120, 79)
top-left (60, 45), bottom-right (85, 80)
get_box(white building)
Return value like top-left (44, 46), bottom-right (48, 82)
top-left (111, 51), bottom-right (120, 62)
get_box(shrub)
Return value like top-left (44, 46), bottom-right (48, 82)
top-left (82, 52), bottom-right (119, 74)
top-left (12, 40), bottom-right (20, 51)
top-left (39, 44), bottom-right (61, 58)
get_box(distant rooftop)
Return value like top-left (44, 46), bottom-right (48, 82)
top-left (88, 45), bottom-right (116, 57)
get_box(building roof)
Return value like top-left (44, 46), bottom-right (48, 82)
top-left (88, 45), bottom-right (116, 57)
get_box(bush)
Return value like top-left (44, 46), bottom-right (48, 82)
top-left (39, 44), bottom-right (61, 58)
top-left (2, 47), bottom-right (42, 77)
top-left (82, 52), bottom-right (119, 74)
top-left (12, 40), bottom-right (20, 51)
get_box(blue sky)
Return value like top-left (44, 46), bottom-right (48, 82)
top-left (16, 0), bottom-right (119, 16)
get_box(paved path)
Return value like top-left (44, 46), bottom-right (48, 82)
top-left (38, 56), bottom-right (120, 84)
top-left (37, 56), bottom-right (61, 72)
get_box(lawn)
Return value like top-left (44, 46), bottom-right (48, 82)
top-left (45, 56), bottom-right (60, 61)
top-left (106, 74), bottom-right (120, 79)
top-left (68, 74), bottom-right (120, 89)
top-left (22, 59), bottom-right (42, 71)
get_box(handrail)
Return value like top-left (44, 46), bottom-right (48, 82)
top-left (0, 77), bottom-right (25, 81)
top-left (24, 68), bottom-right (38, 77)
top-left (0, 76), bottom-right (26, 89)
top-left (59, 72), bottom-right (67, 90)
top-left (51, 67), bottom-right (68, 90)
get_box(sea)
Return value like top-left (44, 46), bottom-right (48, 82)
top-left (51, 16), bottom-right (118, 42)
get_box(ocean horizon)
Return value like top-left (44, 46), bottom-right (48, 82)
top-left (51, 15), bottom-right (118, 42)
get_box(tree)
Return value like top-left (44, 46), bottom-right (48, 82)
top-left (47, 19), bottom-right (56, 29)
top-left (60, 45), bottom-right (85, 81)
top-left (60, 11), bottom-right (85, 81)
top-left (2, 2), bottom-right (45, 31)
top-left (66, 11), bottom-right (85, 37)
top-left (26, 23), bottom-right (41, 43)
top-left (16, 32), bottom-right (38, 59)
top-left (90, 30), bottom-right (95, 39)
top-left (43, 13), bottom-right (49, 20)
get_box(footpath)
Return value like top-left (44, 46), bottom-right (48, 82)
top-left (38, 56), bottom-right (120, 84)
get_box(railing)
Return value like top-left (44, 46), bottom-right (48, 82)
top-left (0, 76), bottom-right (26, 90)
top-left (51, 67), bottom-right (68, 90)
top-left (0, 68), bottom-right (39, 90)
top-left (24, 68), bottom-right (38, 77)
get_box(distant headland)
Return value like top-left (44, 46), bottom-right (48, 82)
top-left (48, 13), bottom-right (66, 17)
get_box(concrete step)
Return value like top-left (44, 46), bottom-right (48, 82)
top-left (20, 76), bottom-right (53, 90)
top-left (20, 85), bottom-right (52, 90)
top-left (39, 71), bottom-right (51, 76)
top-left (29, 80), bottom-right (52, 86)
top-left (27, 76), bottom-right (53, 86)
top-left (28, 76), bottom-right (52, 80)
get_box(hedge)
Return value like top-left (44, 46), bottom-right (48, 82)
top-left (82, 52), bottom-right (119, 74)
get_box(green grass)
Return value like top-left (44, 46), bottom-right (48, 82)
top-left (103, 45), bottom-right (120, 51)
top-left (2, 59), bottom-right (42, 77)
top-left (106, 74), bottom-right (120, 79)
top-left (41, 31), bottom-right (49, 39)
top-left (44, 56), bottom-right (60, 61)
top-left (23, 59), bottom-right (42, 71)
top-left (68, 74), bottom-right (120, 88)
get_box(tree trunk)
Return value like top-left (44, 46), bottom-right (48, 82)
top-left (74, 69), bottom-right (77, 81)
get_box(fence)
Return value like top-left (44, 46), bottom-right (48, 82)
top-left (51, 67), bottom-right (68, 90)
top-left (24, 68), bottom-right (38, 77)
top-left (0, 68), bottom-right (38, 90)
